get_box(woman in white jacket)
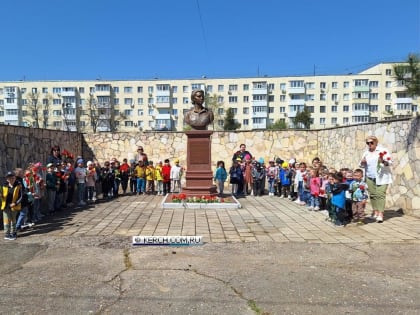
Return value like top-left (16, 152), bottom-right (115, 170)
top-left (359, 135), bottom-right (393, 223)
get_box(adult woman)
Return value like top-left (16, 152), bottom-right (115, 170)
top-left (359, 135), bottom-right (393, 223)
top-left (47, 146), bottom-right (62, 166)
top-left (184, 89), bottom-right (214, 130)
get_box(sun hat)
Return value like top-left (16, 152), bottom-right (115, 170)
top-left (6, 171), bottom-right (15, 177)
top-left (46, 163), bottom-right (54, 168)
top-left (77, 159), bottom-right (84, 164)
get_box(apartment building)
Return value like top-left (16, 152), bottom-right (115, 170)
top-left (0, 62), bottom-right (417, 132)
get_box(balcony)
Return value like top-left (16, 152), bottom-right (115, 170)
top-left (252, 100), bottom-right (267, 107)
top-left (61, 88), bottom-right (77, 97)
top-left (252, 111), bottom-right (267, 118)
top-left (352, 110), bottom-right (370, 116)
top-left (252, 86), bottom-right (267, 95)
top-left (393, 97), bottom-right (413, 104)
top-left (156, 89), bottom-right (171, 97)
top-left (353, 86), bottom-right (370, 92)
top-left (287, 111), bottom-right (298, 118)
top-left (288, 87), bottom-right (305, 94)
top-left (288, 99), bottom-right (305, 106)
top-left (252, 121), bottom-right (266, 129)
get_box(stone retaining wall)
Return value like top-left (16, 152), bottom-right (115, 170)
top-left (1, 117), bottom-right (418, 215)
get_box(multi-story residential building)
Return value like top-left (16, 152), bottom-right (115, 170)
top-left (0, 63), bottom-right (417, 132)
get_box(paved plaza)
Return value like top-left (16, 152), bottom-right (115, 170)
top-left (20, 194), bottom-right (420, 244)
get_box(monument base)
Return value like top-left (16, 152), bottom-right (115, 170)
top-left (183, 130), bottom-right (217, 196)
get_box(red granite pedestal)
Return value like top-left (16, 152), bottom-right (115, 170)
top-left (182, 130), bottom-right (217, 195)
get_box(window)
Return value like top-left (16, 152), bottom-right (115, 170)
top-left (191, 83), bottom-right (202, 91)
top-left (280, 95), bottom-right (286, 102)
top-left (343, 81), bottom-right (349, 88)
top-left (183, 97), bottom-right (189, 104)
top-left (218, 85), bottom-right (224, 92)
top-left (252, 94), bottom-right (266, 101)
top-left (217, 108), bottom-right (224, 115)
top-left (343, 93), bottom-right (349, 101)
top-left (183, 86), bottom-right (189, 93)
top-left (306, 106), bottom-right (314, 113)
top-left (268, 107), bottom-right (274, 113)
top-left (305, 82), bottom-right (315, 89)
top-left (369, 81), bottom-right (379, 88)
top-left (370, 93), bottom-right (378, 100)
top-left (113, 87), bottom-right (119, 93)
top-left (53, 87), bottom-right (61, 94)
top-left (243, 84), bottom-right (249, 91)
top-left (217, 96), bottom-right (224, 103)
top-left (148, 108), bottom-right (154, 116)
top-left (137, 86), bottom-right (143, 93)
top-left (231, 108), bottom-right (238, 114)
top-left (385, 81), bottom-right (392, 88)
top-left (343, 105), bottom-right (349, 112)
top-left (148, 86), bottom-right (153, 93)
top-left (90, 87), bottom-right (95, 93)
top-left (229, 96), bottom-right (238, 103)
top-left (21, 88), bottom-right (27, 94)
top-left (124, 109), bottom-right (133, 116)
top-left (53, 99), bottom-right (61, 105)
top-left (206, 85), bottom-right (212, 93)
top-left (53, 110), bottom-right (62, 116)
top-left (22, 99), bottom-right (28, 105)
top-left (42, 87), bottom-right (48, 93)
top-left (43, 98), bottom-right (48, 105)
top-left (331, 94), bottom-right (338, 101)
top-left (124, 98), bottom-right (133, 105)
top-left (243, 107), bottom-right (249, 114)
top-left (280, 83), bottom-right (286, 91)
top-left (172, 86), bottom-right (178, 93)
top-left (320, 82), bottom-right (326, 89)
top-left (157, 96), bottom-right (170, 103)
top-left (79, 87), bottom-right (84, 93)
top-left (331, 117), bottom-right (337, 124)
top-left (114, 98), bottom-right (119, 105)
top-left (243, 96), bottom-right (249, 102)
top-left (332, 82), bottom-right (338, 89)
top-left (268, 95), bottom-right (274, 102)
top-left (243, 119), bottom-right (249, 126)
top-left (352, 92), bottom-right (369, 99)
top-left (148, 98), bottom-right (154, 104)
top-left (229, 84), bottom-right (238, 91)
top-left (157, 84), bottom-right (170, 92)
top-left (320, 94), bottom-right (326, 101)
top-left (386, 69), bottom-right (392, 76)
top-left (217, 120), bottom-right (224, 127)
top-left (370, 105), bottom-right (378, 112)
top-left (343, 117), bottom-right (349, 124)
top-left (290, 80), bottom-right (304, 88)
top-left (124, 87), bottom-right (132, 93)
top-left (385, 93), bottom-right (392, 100)
top-left (172, 97), bottom-right (177, 104)
top-left (137, 98), bottom-right (143, 105)
top-left (279, 107), bottom-right (286, 113)
top-left (320, 117), bottom-right (326, 125)
top-left (385, 105), bottom-right (392, 112)
top-left (331, 106), bottom-right (338, 112)
top-left (138, 110), bottom-right (144, 116)
top-left (268, 83), bottom-right (274, 91)
top-left (320, 106), bottom-right (326, 113)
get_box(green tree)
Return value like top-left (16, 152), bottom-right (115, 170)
top-left (267, 119), bottom-right (288, 130)
top-left (223, 107), bottom-right (241, 130)
top-left (205, 93), bottom-right (224, 130)
top-left (26, 92), bottom-right (41, 128)
top-left (394, 53), bottom-right (420, 97)
top-left (292, 107), bottom-right (312, 129)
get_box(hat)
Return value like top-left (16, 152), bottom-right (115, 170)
top-left (87, 161), bottom-right (93, 166)
top-left (77, 159), bottom-right (84, 164)
top-left (174, 159), bottom-right (179, 163)
top-left (289, 158), bottom-right (296, 165)
top-left (46, 163), bottom-right (54, 168)
top-left (158, 160), bottom-right (162, 164)
top-left (6, 171), bottom-right (15, 177)
top-left (258, 157), bottom-right (264, 164)
top-left (282, 162), bottom-right (289, 168)
top-left (236, 157), bottom-right (242, 162)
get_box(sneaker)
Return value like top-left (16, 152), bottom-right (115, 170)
top-left (9, 233), bottom-right (17, 240)
top-left (314, 206), bottom-right (320, 211)
top-left (376, 215), bottom-right (383, 223)
top-left (357, 220), bottom-right (365, 225)
top-left (298, 201), bottom-right (306, 206)
top-left (294, 199), bottom-right (301, 204)
top-left (307, 206), bottom-right (314, 211)
top-left (371, 211), bottom-right (378, 219)
top-left (4, 233), bottom-right (11, 240)
top-left (279, 195), bottom-right (284, 199)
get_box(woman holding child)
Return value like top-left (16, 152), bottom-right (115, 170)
top-left (359, 135), bottom-right (393, 223)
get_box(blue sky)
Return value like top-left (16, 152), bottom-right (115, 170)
top-left (1, 0), bottom-right (419, 81)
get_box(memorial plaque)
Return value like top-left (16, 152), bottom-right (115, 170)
top-left (189, 142), bottom-right (210, 165)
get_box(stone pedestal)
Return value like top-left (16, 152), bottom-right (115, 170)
top-left (183, 131), bottom-right (217, 195)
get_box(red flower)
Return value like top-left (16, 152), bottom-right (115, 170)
top-left (178, 193), bottom-right (187, 200)
top-left (359, 185), bottom-right (365, 190)
top-left (386, 157), bottom-right (391, 161)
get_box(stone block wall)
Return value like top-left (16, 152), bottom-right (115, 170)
top-left (1, 117), bottom-right (418, 216)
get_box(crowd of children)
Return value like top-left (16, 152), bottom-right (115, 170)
top-left (1, 145), bottom-right (384, 240)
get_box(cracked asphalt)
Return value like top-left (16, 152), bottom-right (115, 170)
top-left (1, 194), bottom-right (419, 314)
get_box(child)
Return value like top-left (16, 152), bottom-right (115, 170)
top-left (119, 158), bottom-right (130, 195)
top-left (350, 169), bottom-right (369, 224)
top-left (170, 159), bottom-right (183, 193)
top-left (45, 163), bottom-right (58, 214)
top-left (308, 167), bottom-right (321, 211)
top-left (319, 169), bottom-right (329, 210)
top-left (162, 159), bottom-right (171, 195)
top-left (135, 160), bottom-right (146, 195)
top-left (145, 161), bottom-right (156, 194)
top-left (86, 161), bottom-right (97, 203)
top-left (266, 159), bottom-right (278, 196)
top-left (101, 161), bottom-right (114, 200)
top-left (1, 171), bottom-right (22, 240)
top-left (344, 169), bottom-right (355, 221)
top-left (279, 162), bottom-right (291, 198)
top-left (155, 161), bottom-right (164, 195)
top-left (214, 160), bottom-right (228, 197)
top-left (242, 158), bottom-right (253, 195)
top-left (251, 161), bottom-right (266, 197)
top-left (229, 159), bottom-right (243, 197)
top-left (128, 160), bottom-right (137, 195)
top-left (74, 159), bottom-right (87, 206)
top-left (331, 172), bottom-right (350, 226)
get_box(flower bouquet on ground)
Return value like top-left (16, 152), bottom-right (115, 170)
top-left (169, 193), bottom-right (237, 204)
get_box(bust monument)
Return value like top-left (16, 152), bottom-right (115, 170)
top-left (184, 89), bottom-right (214, 130)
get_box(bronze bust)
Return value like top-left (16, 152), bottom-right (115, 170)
top-left (184, 89), bottom-right (214, 130)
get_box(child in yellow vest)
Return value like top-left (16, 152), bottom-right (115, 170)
top-left (145, 161), bottom-right (156, 194)
top-left (134, 161), bottom-right (146, 194)
top-left (1, 171), bottom-right (23, 240)
top-left (155, 161), bottom-right (164, 195)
